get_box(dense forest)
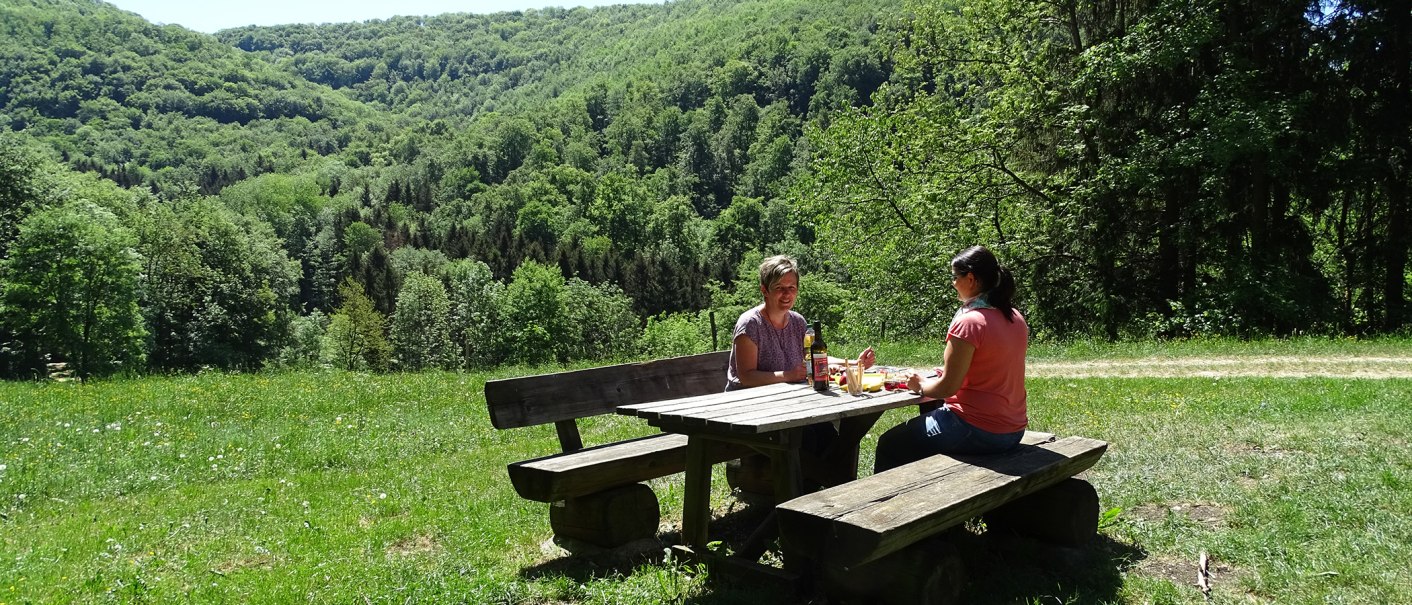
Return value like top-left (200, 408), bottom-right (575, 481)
top-left (0, 0), bottom-right (1407, 379)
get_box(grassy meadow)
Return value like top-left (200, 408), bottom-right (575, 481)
top-left (2, 339), bottom-right (1410, 604)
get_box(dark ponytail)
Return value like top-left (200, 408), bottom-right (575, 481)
top-left (951, 245), bottom-right (1018, 322)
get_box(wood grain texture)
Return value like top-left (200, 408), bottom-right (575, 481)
top-left (485, 350), bottom-right (730, 429)
top-left (619, 384), bottom-right (922, 435)
top-left (506, 432), bottom-right (749, 501)
top-left (776, 435), bottom-right (1107, 569)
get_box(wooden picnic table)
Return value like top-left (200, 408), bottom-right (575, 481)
top-left (616, 381), bottom-right (923, 562)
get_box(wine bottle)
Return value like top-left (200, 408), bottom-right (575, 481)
top-left (811, 321), bottom-right (829, 392)
top-left (803, 324), bottom-right (815, 385)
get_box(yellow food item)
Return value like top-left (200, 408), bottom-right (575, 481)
top-left (861, 373), bottom-right (884, 392)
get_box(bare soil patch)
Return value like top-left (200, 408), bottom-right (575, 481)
top-left (1129, 502), bottom-right (1230, 528)
top-left (1029, 355), bottom-right (1412, 378)
top-left (1132, 554), bottom-right (1240, 594)
top-left (386, 534), bottom-right (440, 557)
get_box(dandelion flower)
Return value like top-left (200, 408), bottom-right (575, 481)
top-left (379, 492), bottom-right (387, 499)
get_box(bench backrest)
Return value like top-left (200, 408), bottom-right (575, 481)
top-left (485, 351), bottom-right (731, 445)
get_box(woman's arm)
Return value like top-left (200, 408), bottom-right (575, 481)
top-left (733, 333), bottom-right (807, 387)
top-left (909, 337), bottom-right (975, 399)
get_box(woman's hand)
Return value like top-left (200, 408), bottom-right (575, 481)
top-left (783, 362), bottom-right (807, 382)
top-left (856, 346), bottom-right (876, 370)
top-left (906, 372), bottom-right (925, 395)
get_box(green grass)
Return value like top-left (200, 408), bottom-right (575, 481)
top-left (2, 341), bottom-right (1410, 604)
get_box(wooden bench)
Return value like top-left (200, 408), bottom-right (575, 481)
top-left (776, 432), bottom-right (1108, 604)
top-left (485, 351), bottom-right (750, 547)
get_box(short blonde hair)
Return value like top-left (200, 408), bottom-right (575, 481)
top-left (758, 255), bottom-right (799, 290)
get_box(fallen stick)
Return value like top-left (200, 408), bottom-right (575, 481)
top-left (1197, 550), bottom-right (1212, 600)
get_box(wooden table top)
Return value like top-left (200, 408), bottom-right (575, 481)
top-left (617, 382), bottom-right (923, 435)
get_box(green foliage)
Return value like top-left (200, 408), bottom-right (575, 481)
top-left (342, 221), bottom-right (382, 260)
top-left (0, 135), bottom-right (52, 256)
top-left (0, 0), bottom-right (364, 193)
top-left (805, 0), bottom-right (1405, 339)
top-left (136, 197), bottom-right (300, 370)
top-left (389, 246), bottom-right (450, 281)
top-left (638, 311), bottom-right (714, 358)
top-left (2, 0), bottom-right (1408, 381)
top-left (321, 278), bottom-right (390, 371)
top-left (274, 310), bottom-right (328, 369)
top-left (443, 259), bottom-right (503, 369)
top-left (560, 278), bottom-right (639, 362)
top-left (390, 272), bottom-right (456, 371)
top-left (497, 261), bottom-right (568, 365)
top-left (1, 201), bottom-right (146, 379)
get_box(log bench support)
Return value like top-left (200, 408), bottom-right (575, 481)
top-left (776, 434), bottom-right (1108, 604)
top-left (549, 484), bottom-right (660, 546)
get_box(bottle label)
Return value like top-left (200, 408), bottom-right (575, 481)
top-left (812, 353), bottom-right (829, 386)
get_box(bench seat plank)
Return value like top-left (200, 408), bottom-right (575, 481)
top-left (777, 435), bottom-right (1106, 569)
top-left (507, 432), bottom-right (750, 502)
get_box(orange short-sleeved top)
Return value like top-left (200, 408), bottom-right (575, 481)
top-left (944, 307), bottom-right (1028, 434)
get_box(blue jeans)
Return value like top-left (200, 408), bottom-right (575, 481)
top-left (873, 405), bottom-right (1024, 473)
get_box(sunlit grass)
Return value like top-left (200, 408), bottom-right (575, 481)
top-left (2, 341), bottom-right (1410, 604)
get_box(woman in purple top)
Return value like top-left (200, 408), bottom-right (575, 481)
top-left (726, 255), bottom-right (809, 391)
top-left (725, 255), bottom-right (874, 488)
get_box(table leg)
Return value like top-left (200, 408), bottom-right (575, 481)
top-left (826, 411), bottom-right (884, 483)
top-left (681, 435), bottom-right (712, 549)
top-left (739, 429), bottom-right (804, 563)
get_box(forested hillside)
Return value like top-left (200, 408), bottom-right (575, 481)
top-left (0, 0), bottom-right (1407, 380)
top-left (0, 0), bottom-right (896, 379)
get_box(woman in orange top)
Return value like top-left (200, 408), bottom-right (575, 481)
top-left (873, 245), bottom-right (1028, 472)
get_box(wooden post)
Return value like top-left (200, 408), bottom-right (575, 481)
top-left (709, 310), bottom-right (718, 351)
top-left (681, 436), bottom-right (712, 549)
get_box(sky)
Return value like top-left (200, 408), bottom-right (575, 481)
top-left (106, 0), bottom-right (665, 34)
